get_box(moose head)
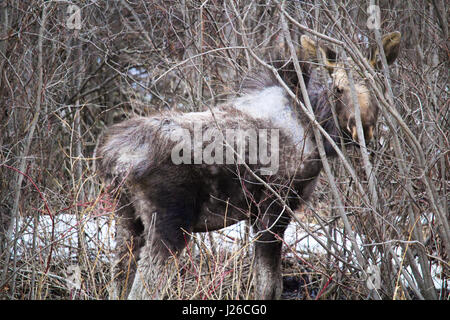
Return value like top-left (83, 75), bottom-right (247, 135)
top-left (300, 32), bottom-right (401, 144)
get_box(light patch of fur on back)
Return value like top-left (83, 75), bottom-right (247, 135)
top-left (233, 86), bottom-right (288, 121)
top-left (233, 86), bottom-right (313, 154)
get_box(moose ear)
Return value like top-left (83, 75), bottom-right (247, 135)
top-left (370, 31), bottom-right (401, 68)
top-left (301, 35), bottom-right (337, 72)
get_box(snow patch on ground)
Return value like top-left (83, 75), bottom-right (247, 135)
top-left (13, 214), bottom-right (444, 291)
top-left (14, 213), bottom-right (115, 262)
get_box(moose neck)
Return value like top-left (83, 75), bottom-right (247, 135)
top-left (280, 64), bottom-right (340, 158)
top-left (301, 69), bottom-right (340, 158)
top-left (240, 65), bottom-right (340, 158)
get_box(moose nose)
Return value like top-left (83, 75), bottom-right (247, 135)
top-left (365, 125), bottom-right (374, 141)
top-left (348, 124), bottom-right (374, 143)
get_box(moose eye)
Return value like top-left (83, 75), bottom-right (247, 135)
top-left (335, 87), bottom-right (343, 94)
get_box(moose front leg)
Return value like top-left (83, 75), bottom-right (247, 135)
top-left (127, 243), bottom-right (175, 300)
top-left (252, 207), bottom-right (290, 300)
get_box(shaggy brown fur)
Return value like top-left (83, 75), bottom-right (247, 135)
top-left (96, 32), bottom-right (401, 300)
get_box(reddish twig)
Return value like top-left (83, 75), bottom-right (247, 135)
top-left (1, 164), bottom-right (55, 274)
top-left (315, 276), bottom-right (333, 300)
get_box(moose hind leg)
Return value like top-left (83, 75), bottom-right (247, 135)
top-left (110, 195), bottom-right (145, 300)
top-left (128, 196), bottom-right (196, 300)
top-left (252, 207), bottom-right (290, 299)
